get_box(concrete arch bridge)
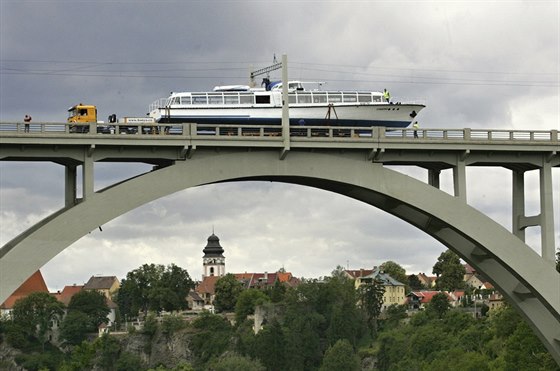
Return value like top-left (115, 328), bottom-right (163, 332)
top-left (0, 123), bottom-right (558, 363)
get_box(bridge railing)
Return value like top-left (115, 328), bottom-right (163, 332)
top-left (0, 122), bottom-right (558, 143)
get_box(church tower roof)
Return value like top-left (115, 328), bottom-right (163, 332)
top-left (203, 233), bottom-right (225, 257)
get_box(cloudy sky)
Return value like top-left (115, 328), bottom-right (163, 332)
top-left (1, 0), bottom-right (558, 292)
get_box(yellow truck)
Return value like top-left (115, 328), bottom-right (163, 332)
top-left (67, 104), bottom-right (154, 134)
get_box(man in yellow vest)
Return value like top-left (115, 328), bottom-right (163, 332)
top-left (413, 121), bottom-right (419, 138)
top-left (383, 89), bottom-right (391, 103)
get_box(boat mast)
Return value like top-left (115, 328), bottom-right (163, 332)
top-left (249, 55), bottom-right (282, 88)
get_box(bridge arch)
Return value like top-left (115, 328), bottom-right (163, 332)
top-left (1, 149), bottom-right (559, 362)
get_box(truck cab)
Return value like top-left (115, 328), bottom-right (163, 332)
top-left (68, 104), bottom-right (97, 133)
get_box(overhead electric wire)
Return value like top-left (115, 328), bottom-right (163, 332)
top-left (0, 58), bottom-right (557, 88)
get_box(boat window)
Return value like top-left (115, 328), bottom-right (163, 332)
top-left (224, 94), bottom-right (239, 105)
top-left (313, 93), bottom-right (327, 103)
top-left (192, 94), bottom-right (208, 105)
top-left (180, 96), bottom-right (191, 105)
top-left (239, 94), bottom-right (253, 104)
top-left (208, 93), bottom-right (223, 105)
top-left (297, 93), bottom-right (312, 104)
top-left (288, 94), bottom-right (297, 104)
top-left (358, 94), bottom-right (372, 103)
top-left (328, 93), bottom-right (342, 103)
top-left (255, 95), bottom-right (270, 104)
top-left (343, 93), bottom-right (357, 103)
top-left (372, 96), bottom-right (382, 102)
top-left (171, 97), bottom-right (181, 105)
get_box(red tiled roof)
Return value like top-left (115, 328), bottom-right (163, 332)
top-left (53, 285), bottom-right (84, 306)
top-left (1, 271), bottom-right (49, 309)
top-left (407, 290), bottom-right (452, 304)
top-left (195, 275), bottom-right (221, 295)
top-left (234, 272), bottom-right (278, 288)
top-left (277, 272), bottom-right (293, 283)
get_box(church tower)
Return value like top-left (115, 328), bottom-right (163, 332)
top-left (202, 233), bottom-right (225, 279)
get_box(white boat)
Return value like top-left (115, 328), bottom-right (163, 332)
top-left (148, 81), bottom-right (424, 128)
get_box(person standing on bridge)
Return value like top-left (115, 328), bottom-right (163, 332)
top-left (24, 115), bottom-right (32, 132)
top-left (413, 121), bottom-right (419, 138)
top-left (383, 89), bottom-right (391, 103)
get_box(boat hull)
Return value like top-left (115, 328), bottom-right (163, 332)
top-left (152, 103), bottom-right (424, 128)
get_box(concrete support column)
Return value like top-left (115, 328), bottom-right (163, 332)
top-left (82, 156), bottom-right (94, 200)
top-left (512, 169), bottom-right (526, 241)
top-left (64, 165), bottom-right (77, 207)
top-left (428, 169), bottom-right (441, 189)
top-left (540, 160), bottom-right (555, 263)
top-left (453, 160), bottom-right (467, 202)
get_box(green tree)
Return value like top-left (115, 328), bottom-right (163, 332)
top-left (117, 263), bottom-right (194, 318)
top-left (427, 292), bottom-right (451, 318)
top-left (382, 304), bottom-right (408, 330)
top-left (11, 292), bottom-right (65, 350)
top-left (59, 311), bottom-right (92, 345)
top-left (67, 290), bottom-right (110, 328)
top-left (207, 353), bottom-right (265, 371)
top-left (95, 333), bottom-right (122, 370)
top-left (161, 313), bottom-right (187, 337)
top-left (433, 250), bottom-right (466, 291)
top-left (191, 312), bottom-right (234, 366)
top-left (214, 273), bottom-right (243, 312)
top-left (59, 340), bottom-right (96, 371)
top-left (326, 300), bottom-right (360, 347)
top-left (380, 261), bottom-right (408, 287)
top-left (283, 311), bottom-right (324, 370)
top-left (115, 351), bottom-right (146, 371)
top-left (358, 279), bottom-right (385, 338)
top-left (235, 289), bottom-right (270, 324)
top-left (503, 319), bottom-right (559, 370)
top-left (268, 279), bottom-right (286, 303)
top-left (407, 274), bottom-right (425, 290)
top-left (319, 339), bottom-right (360, 371)
top-left (253, 319), bottom-right (285, 371)
top-left (60, 289), bottom-right (111, 346)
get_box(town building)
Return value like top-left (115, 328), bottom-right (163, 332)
top-left (194, 232), bottom-right (299, 309)
top-left (350, 267), bottom-right (407, 311)
top-left (0, 270), bottom-right (50, 317)
top-left (202, 233), bottom-right (226, 279)
top-left (83, 275), bottom-right (120, 299)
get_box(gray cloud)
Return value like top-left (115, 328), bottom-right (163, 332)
top-left (1, 1), bottom-right (558, 291)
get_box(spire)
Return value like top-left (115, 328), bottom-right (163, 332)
top-left (203, 233), bottom-right (224, 257)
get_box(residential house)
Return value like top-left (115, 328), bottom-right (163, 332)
top-left (53, 283), bottom-right (118, 327)
top-left (463, 263), bottom-right (476, 282)
top-left (353, 267), bottom-right (407, 311)
top-left (187, 290), bottom-right (205, 311)
top-left (407, 290), bottom-right (453, 310)
top-left (195, 275), bottom-right (221, 309)
top-left (488, 292), bottom-right (505, 312)
top-left (417, 272), bottom-right (437, 288)
top-left (83, 275), bottom-right (120, 299)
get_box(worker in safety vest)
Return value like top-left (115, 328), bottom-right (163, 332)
top-left (383, 89), bottom-right (391, 103)
top-left (413, 121), bottom-right (419, 138)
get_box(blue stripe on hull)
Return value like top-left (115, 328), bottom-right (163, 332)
top-left (158, 116), bottom-right (411, 128)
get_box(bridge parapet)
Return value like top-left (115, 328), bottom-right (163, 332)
top-left (0, 122), bottom-right (558, 144)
